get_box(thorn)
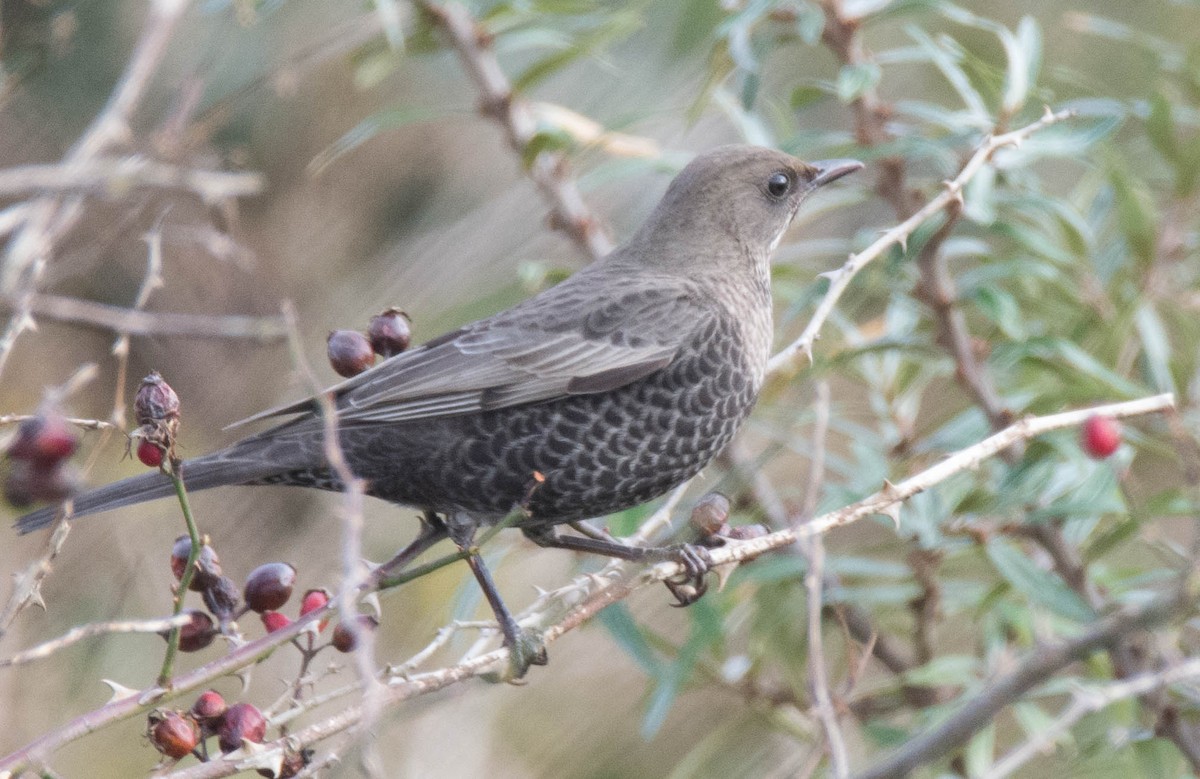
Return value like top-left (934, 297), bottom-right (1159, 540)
top-left (818, 269), bottom-right (840, 282)
top-left (878, 502), bottom-right (902, 530)
top-left (897, 234), bottom-right (908, 254)
top-left (713, 561), bottom-right (739, 592)
top-left (102, 678), bottom-right (139, 703)
top-left (362, 592), bottom-right (383, 619)
top-left (801, 343), bottom-right (815, 366)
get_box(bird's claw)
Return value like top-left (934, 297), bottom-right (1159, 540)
top-left (663, 543), bottom-right (712, 607)
top-left (503, 626), bottom-right (548, 682)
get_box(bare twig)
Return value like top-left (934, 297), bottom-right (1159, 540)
top-left (0, 615), bottom-right (192, 669)
top-left (16, 293), bottom-right (288, 340)
top-left (854, 586), bottom-right (1193, 779)
top-left (0, 157), bottom-right (263, 203)
top-left (802, 533), bottom-right (848, 776)
top-left (278, 301), bottom-right (383, 778)
top-left (768, 108), bottom-right (1074, 374)
top-left (415, 0), bottom-right (612, 262)
top-left (984, 657), bottom-right (1200, 779)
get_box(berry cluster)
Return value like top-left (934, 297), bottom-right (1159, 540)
top-left (159, 533), bottom-right (378, 770)
top-left (147, 691), bottom-right (311, 776)
top-left (326, 308), bottom-right (412, 377)
top-left (4, 410), bottom-right (80, 507)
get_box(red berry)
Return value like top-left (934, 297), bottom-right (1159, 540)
top-left (190, 690), bottom-right (228, 728)
top-left (1081, 415), bottom-right (1121, 459)
top-left (332, 615), bottom-right (379, 653)
top-left (299, 588), bottom-right (330, 617)
top-left (175, 610), bottom-right (217, 652)
top-left (300, 588), bottom-right (331, 631)
top-left (137, 438), bottom-right (165, 468)
top-left (243, 562), bottom-right (296, 613)
top-left (148, 709), bottom-right (200, 759)
top-left (367, 308), bottom-right (412, 358)
top-left (218, 702), bottom-right (267, 754)
top-left (170, 535), bottom-right (223, 592)
top-left (7, 413), bottom-right (77, 465)
top-left (134, 371), bottom-right (181, 427)
top-left (327, 330), bottom-right (375, 377)
top-left (261, 611), bottom-right (292, 633)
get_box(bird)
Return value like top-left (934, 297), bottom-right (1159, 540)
top-left (15, 145), bottom-right (862, 676)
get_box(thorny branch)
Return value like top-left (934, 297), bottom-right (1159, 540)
top-left (768, 108), bottom-right (1075, 373)
top-left (0, 394), bottom-right (1174, 776)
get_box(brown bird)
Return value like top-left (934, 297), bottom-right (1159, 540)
top-left (16, 146), bottom-right (861, 675)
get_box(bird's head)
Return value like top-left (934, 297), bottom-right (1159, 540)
top-left (627, 145), bottom-right (862, 273)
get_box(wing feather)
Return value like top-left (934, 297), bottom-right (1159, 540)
top-left (228, 272), bottom-right (710, 428)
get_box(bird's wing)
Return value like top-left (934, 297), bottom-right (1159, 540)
top-left (230, 279), bottom-right (708, 428)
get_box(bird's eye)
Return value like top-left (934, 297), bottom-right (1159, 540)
top-left (766, 172), bottom-right (791, 198)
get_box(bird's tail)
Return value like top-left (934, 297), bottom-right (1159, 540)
top-left (13, 436), bottom-right (306, 534)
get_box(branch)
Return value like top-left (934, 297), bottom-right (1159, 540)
top-left (0, 157), bottom-right (263, 203)
top-left (768, 107), bottom-right (1074, 374)
top-left (415, 0), bottom-right (612, 262)
top-left (16, 293), bottom-right (289, 341)
top-left (854, 587), bottom-right (1193, 779)
top-left (984, 657), bottom-right (1200, 779)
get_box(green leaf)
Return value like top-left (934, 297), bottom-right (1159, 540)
top-left (1146, 92), bottom-right (1180, 164)
top-left (986, 537), bottom-right (1097, 622)
top-left (520, 128), bottom-right (574, 169)
top-left (1134, 303), bottom-right (1176, 394)
top-left (599, 603), bottom-right (661, 676)
top-left (836, 61), bottom-right (882, 103)
top-left (512, 11), bottom-right (641, 93)
top-left (972, 285), bottom-right (1026, 340)
top-left (1108, 165), bottom-right (1158, 264)
top-left (902, 654), bottom-right (979, 687)
top-left (906, 25), bottom-right (989, 123)
top-left (790, 84), bottom-right (828, 109)
top-left (308, 106), bottom-right (448, 175)
top-left (965, 723), bottom-right (995, 778)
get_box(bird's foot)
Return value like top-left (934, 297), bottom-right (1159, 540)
top-left (506, 625), bottom-right (549, 681)
top-left (662, 543), bottom-right (713, 607)
top-left (482, 623), bottom-right (548, 683)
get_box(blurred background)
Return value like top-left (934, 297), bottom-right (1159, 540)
top-left (0, 0), bottom-right (1198, 776)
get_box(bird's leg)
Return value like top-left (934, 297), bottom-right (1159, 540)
top-left (447, 514), bottom-right (548, 679)
top-left (522, 525), bottom-right (713, 607)
top-left (371, 510), bottom-right (449, 586)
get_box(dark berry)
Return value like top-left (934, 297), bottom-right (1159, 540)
top-left (332, 615), bottom-right (379, 653)
top-left (367, 308), bottom-right (412, 358)
top-left (690, 492), bottom-right (731, 537)
top-left (148, 709), bottom-right (200, 759)
top-left (170, 536), bottom-right (223, 592)
top-left (243, 563), bottom-right (296, 613)
top-left (175, 610), bottom-right (217, 652)
top-left (1081, 415), bottom-right (1121, 459)
top-left (134, 372), bottom-right (181, 428)
top-left (261, 611), bottom-right (292, 633)
top-left (7, 413), bottom-right (77, 465)
top-left (218, 702), bottom-right (267, 754)
top-left (190, 689), bottom-right (228, 728)
top-left (137, 438), bottom-right (165, 468)
top-left (202, 575), bottom-right (242, 623)
top-left (3, 461), bottom-right (80, 507)
top-left (326, 330), bottom-right (375, 377)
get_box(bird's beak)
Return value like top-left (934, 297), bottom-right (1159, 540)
top-left (809, 159), bottom-right (864, 188)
